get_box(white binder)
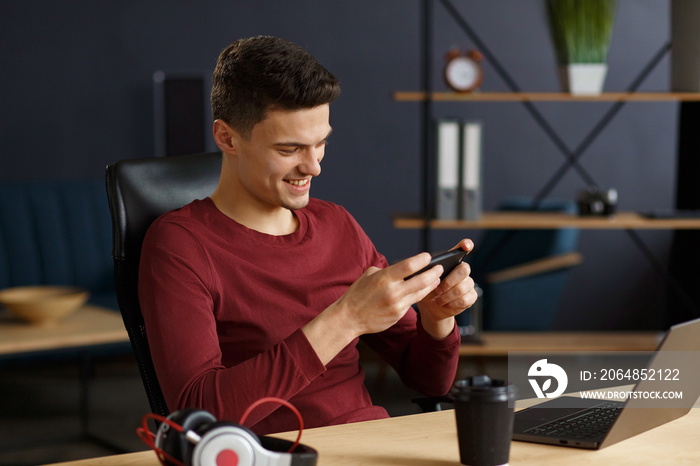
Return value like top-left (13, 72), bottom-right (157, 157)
top-left (436, 119), bottom-right (460, 220)
top-left (460, 121), bottom-right (482, 220)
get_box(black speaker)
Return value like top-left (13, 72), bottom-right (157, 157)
top-left (671, 1), bottom-right (700, 91)
top-left (153, 71), bottom-right (210, 157)
top-left (669, 1), bottom-right (700, 325)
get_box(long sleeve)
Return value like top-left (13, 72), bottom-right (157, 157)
top-left (139, 219), bottom-right (327, 430)
top-left (362, 309), bottom-right (461, 397)
top-left (138, 198), bottom-right (390, 434)
top-left (138, 197), bottom-right (460, 434)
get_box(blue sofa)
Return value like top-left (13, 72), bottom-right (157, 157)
top-left (0, 180), bottom-right (118, 313)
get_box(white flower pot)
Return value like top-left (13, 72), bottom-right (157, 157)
top-left (558, 63), bottom-right (608, 95)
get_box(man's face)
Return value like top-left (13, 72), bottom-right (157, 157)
top-left (234, 104), bottom-right (332, 212)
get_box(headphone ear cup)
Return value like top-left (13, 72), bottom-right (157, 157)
top-left (156, 409), bottom-right (217, 466)
top-left (191, 422), bottom-right (262, 466)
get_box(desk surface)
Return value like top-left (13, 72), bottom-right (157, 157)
top-left (460, 331), bottom-right (664, 356)
top-left (0, 304), bottom-right (128, 355)
top-left (47, 397), bottom-right (700, 466)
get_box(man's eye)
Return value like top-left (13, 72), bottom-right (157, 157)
top-left (280, 147), bottom-right (299, 154)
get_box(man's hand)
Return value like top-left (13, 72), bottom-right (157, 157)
top-left (414, 239), bottom-right (477, 339)
top-left (335, 251), bottom-right (446, 336)
top-left (302, 251), bottom-right (444, 365)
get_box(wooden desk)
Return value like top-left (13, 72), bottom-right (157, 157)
top-left (459, 331), bottom-right (664, 357)
top-left (1, 304), bottom-right (130, 452)
top-left (46, 396), bottom-right (700, 466)
top-left (0, 304), bottom-right (129, 355)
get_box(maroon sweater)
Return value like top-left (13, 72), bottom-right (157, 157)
top-left (139, 197), bottom-right (460, 434)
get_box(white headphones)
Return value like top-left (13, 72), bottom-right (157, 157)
top-left (151, 408), bottom-right (318, 466)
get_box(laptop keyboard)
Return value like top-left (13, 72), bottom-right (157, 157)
top-left (524, 402), bottom-right (623, 440)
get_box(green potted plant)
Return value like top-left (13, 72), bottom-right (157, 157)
top-left (547, 0), bottom-right (618, 95)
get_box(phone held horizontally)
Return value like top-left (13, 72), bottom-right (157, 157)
top-left (404, 248), bottom-right (468, 281)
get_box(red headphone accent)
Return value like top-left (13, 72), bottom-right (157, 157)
top-left (137, 397), bottom-right (308, 466)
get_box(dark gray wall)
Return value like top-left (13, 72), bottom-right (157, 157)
top-left (0, 1), bottom-right (677, 330)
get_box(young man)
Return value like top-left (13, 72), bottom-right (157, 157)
top-left (139, 36), bottom-right (477, 435)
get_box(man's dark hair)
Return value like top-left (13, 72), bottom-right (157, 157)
top-left (211, 36), bottom-right (341, 138)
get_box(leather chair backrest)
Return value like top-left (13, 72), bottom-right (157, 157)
top-left (105, 152), bottom-right (222, 416)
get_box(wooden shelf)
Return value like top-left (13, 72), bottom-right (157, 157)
top-left (393, 91), bottom-right (700, 102)
top-left (393, 211), bottom-right (700, 230)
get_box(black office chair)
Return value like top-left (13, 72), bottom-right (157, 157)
top-left (105, 152), bottom-right (222, 417)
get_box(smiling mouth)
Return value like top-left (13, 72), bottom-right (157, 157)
top-left (286, 179), bottom-right (309, 187)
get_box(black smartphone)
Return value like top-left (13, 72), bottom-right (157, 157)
top-left (404, 248), bottom-right (468, 281)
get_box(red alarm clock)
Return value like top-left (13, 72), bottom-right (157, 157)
top-left (444, 48), bottom-right (484, 93)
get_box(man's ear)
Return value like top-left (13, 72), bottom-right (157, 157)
top-left (213, 119), bottom-right (237, 153)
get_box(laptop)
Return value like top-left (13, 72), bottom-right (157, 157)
top-left (512, 317), bottom-right (700, 449)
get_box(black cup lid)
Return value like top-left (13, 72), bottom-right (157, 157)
top-left (449, 375), bottom-right (517, 403)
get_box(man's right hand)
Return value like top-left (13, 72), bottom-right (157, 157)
top-left (301, 252), bottom-right (444, 365)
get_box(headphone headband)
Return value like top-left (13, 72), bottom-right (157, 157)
top-left (152, 409), bottom-right (318, 466)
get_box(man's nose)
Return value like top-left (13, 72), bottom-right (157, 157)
top-left (300, 147), bottom-right (323, 176)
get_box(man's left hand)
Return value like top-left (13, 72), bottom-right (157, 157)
top-left (415, 239), bottom-right (477, 339)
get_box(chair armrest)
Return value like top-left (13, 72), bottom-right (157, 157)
top-left (411, 396), bottom-right (453, 413)
top-left (485, 252), bottom-right (583, 284)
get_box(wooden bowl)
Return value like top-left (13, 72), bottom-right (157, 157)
top-left (0, 286), bottom-right (89, 326)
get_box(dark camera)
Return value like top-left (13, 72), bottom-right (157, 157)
top-left (577, 187), bottom-right (617, 216)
